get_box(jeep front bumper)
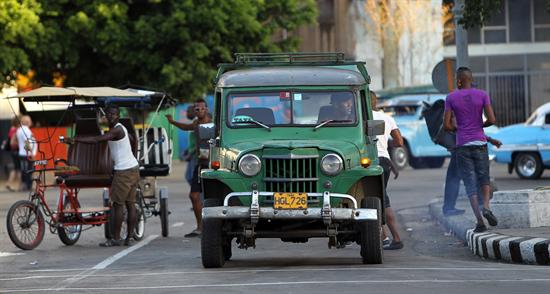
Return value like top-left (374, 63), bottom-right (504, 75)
top-left (202, 191), bottom-right (378, 225)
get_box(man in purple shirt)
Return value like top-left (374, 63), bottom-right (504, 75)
top-left (444, 67), bottom-right (498, 233)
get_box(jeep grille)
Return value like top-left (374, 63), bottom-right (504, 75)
top-left (263, 156), bottom-right (318, 193)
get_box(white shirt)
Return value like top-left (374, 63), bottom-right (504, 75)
top-left (372, 110), bottom-right (398, 159)
top-left (108, 123), bottom-right (139, 170)
top-left (16, 126), bottom-right (37, 157)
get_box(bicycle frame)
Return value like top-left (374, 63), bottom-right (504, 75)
top-left (27, 144), bottom-right (110, 231)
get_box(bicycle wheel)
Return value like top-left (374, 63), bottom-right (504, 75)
top-left (6, 200), bottom-right (45, 250)
top-left (160, 197), bottom-right (169, 237)
top-left (57, 199), bottom-right (82, 246)
top-left (133, 197), bottom-right (146, 241)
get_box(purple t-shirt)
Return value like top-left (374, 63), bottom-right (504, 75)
top-left (444, 88), bottom-right (490, 146)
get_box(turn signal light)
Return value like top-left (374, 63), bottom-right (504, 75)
top-left (360, 157), bottom-right (371, 168)
top-left (211, 161), bottom-right (221, 170)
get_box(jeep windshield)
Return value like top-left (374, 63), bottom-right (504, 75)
top-left (228, 91), bottom-right (356, 128)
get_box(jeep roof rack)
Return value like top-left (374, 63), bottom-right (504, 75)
top-left (234, 52), bottom-right (346, 64)
top-left (215, 52), bottom-right (369, 84)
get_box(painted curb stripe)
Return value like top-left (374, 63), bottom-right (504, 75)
top-left (534, 240), bottom-right (550, 265)
top-left (472, 232), bottom-right (493, 256)
top-left (498, 237), bottom-right (524, 262)
top-left (519, 238), bottom-right (549, 265)
top-left (484, 235), bottom-right (508, 259)
top-left (479, 234), bottom-right (499, 259)
top-left (510, 237), bottom-right (533, 263)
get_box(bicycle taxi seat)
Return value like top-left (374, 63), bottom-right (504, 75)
top-left (56, 118), bottom-right (139, 188)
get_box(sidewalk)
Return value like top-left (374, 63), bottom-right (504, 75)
top-left (429, 197), bottom-right (550, 265)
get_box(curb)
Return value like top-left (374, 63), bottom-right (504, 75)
top-left (428, 198), bottom-right (550, 265)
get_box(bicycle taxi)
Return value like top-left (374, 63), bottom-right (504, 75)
top-left (5, 87), bottom-right (175, 250)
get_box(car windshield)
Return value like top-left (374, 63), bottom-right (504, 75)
top-left (379, 105), bottom-right (419, 117)
top-left (228, 91), bottom-right (357, 127)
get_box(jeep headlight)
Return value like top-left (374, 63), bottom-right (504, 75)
top-left (239, 154), bottom-right (261, 177)
top-left (320, 153), bottom-right (343, 176)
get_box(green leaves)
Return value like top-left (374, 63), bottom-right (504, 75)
top-left (0, 0), bottom-right (316, 100)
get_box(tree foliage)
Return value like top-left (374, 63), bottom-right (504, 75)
top-left (1, 0), bottom-right (317, 100)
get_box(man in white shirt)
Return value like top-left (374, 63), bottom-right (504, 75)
top-left (72, 105), bottom-right (140, 247)
top-left (371, 91), bottom-right (404, 250)
top-left (16, 115), bottom-right (37, 191)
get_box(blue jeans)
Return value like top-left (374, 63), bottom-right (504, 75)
top-left (443, 150), bottom-right (460, 213)
top-left (456, 145), bottom-right (490, 198)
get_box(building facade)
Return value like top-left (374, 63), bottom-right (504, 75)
top-left (444, 0), bottom-right (550, 126)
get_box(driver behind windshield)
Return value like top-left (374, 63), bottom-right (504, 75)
top-left (317, 92), bottom-right (354, 122)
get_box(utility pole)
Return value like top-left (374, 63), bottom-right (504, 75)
top-left (453, 0), bottom-right (469, 69)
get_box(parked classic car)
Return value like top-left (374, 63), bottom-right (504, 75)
top-left (491, 102), bottom-right (550, 179)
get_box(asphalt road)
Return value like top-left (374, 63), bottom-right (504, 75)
top-left (1, 161), bottom-right (550, 293)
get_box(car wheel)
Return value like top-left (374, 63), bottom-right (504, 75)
top-left (201, 198), bottom-right (227, 268)
top-left (359, 197), bottom-right (383, 264)
top-left (390, 146), bottom-right (408, 170)
top-left (514, 153), bottom-right (543, 179)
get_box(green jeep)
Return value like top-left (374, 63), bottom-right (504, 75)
top-left (199, 53), bottom-right (386, 268)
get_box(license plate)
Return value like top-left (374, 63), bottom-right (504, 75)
top-left (273, 193), bottom-right (307, 209)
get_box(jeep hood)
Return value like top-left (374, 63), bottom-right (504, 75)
top-left (226, 140), bottom-right (361, 159)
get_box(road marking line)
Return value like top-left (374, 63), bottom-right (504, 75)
top-left (0, 252), bottom-right (24, 257)
top-left (50, 234), bottom-right (158, 291)
top-left (29, 268), bottom-right (89, 272)
top-left (3, 278), bottom-right (550, 292)
top-left (92, 234), bottom-right (158, 270)
top-left (171, 222), bottom-right (184, 227)
top-left (3, 266), bottom-right (550, 281)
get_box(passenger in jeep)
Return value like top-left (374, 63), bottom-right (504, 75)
top-left (318, 92), bottom-right (355, 122)
top-left (166, 98), bottom-right (212, 237)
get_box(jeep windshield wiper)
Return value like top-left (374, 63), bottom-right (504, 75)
top-left (313, 119), bottom-right (352, 131)
top-left (235, 119), bottom-right (271, 131)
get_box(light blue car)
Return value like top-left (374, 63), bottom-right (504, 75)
top-left (491, 102), bottom-right (550, 179)
top-left (379, 94), bottom-right (498, 169)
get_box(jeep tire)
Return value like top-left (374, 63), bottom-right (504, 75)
top-left (359, 197), bottom-right (383, 264)
top-left (201, 198), bottom-right (227, 268)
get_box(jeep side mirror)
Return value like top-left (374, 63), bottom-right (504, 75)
top-left (198, 123), bottom-right (216, 140)
top-left (367, 120), bottom-right (385, 136)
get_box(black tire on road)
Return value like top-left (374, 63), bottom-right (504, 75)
top-left (202, 198), bottom-right (226, 267)
top-left (160, 197), bottom-right (169, 237)
top-left (201, 218), bottom-right (225, 268)
top-left (58, 199), bottom-right (82, 246)
top-left (7, 200), bottom-right (45, 250)
top-left (103, 190), bottom-right (112, 240)
top-left (514, 152), bottom-right (543, 179)
top-left (359, 197), bottom-right (383, 264)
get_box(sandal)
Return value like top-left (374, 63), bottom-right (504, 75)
top-left (99, 239), bottom-right (122, 247)
top-left (482, 208), bottom-right (498, 226)
top-left (383, 240), bottom-right (404, 250)
top-left (184, 229), bottom-right (202, 238)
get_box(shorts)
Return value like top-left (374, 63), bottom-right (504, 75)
top-left (190, 160), bottom-right (209, 193)
top-left (110, 166), bottom-right (140, 205)
top-left (456, 145), bottom-right (490, 198)
top-left (379, 156), bottom-right (392, 208)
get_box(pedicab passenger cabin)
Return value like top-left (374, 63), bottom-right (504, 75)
top-left (5, 87), bottom-right (174, 250)
top-left (199, 53), bottom-right (386, 268)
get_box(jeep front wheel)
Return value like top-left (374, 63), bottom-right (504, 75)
top-left (201, 218), bottom-right (225, 268)
top-left (359, 197), bottom-right (383, 264)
